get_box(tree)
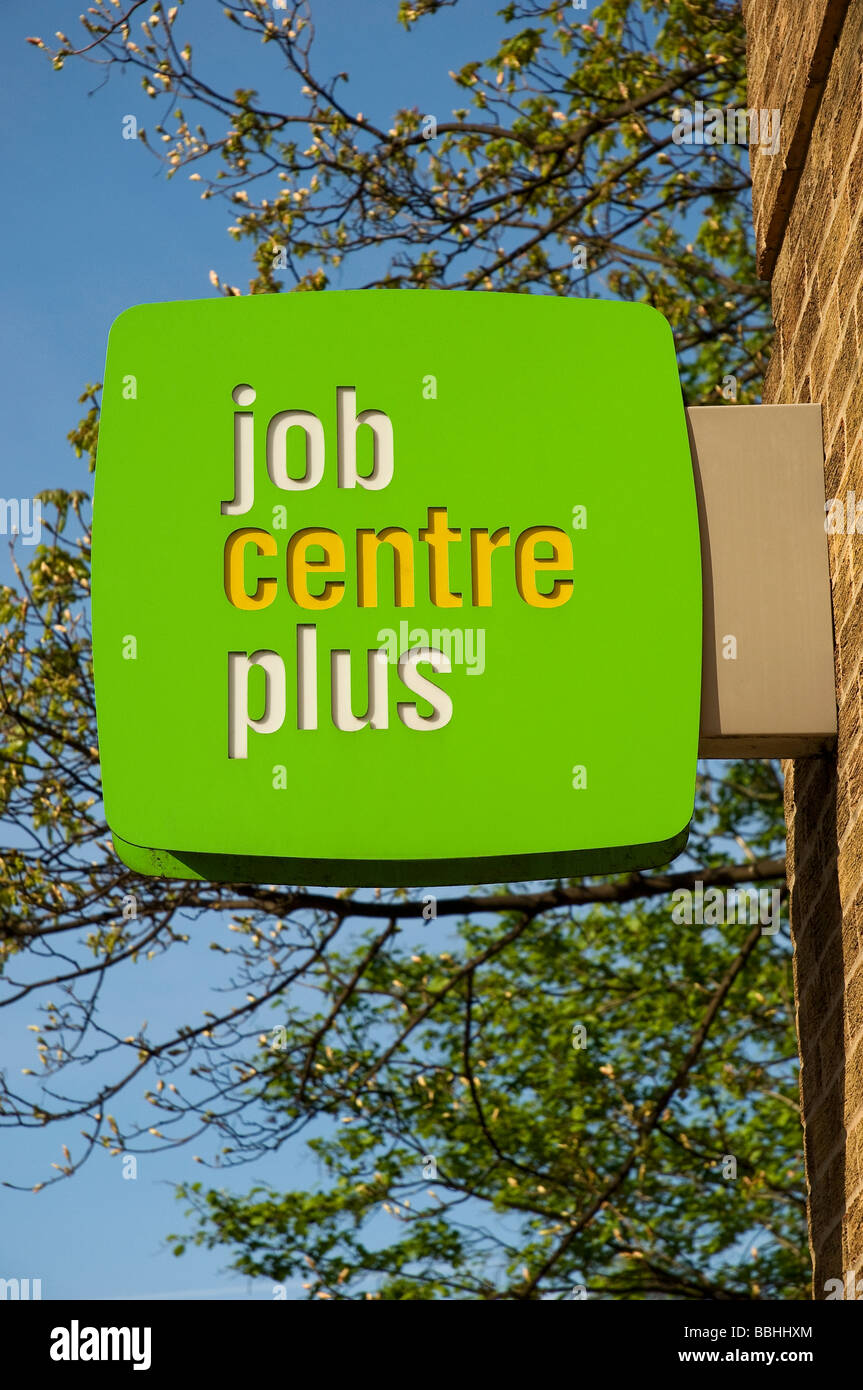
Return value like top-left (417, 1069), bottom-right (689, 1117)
top-left (34, 0), bottom-right (769, 402)
top-left (0, 0), bottom-right (806, 1299)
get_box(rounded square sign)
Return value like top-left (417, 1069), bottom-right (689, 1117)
top-left (92, 291), bottom-right (701, 885)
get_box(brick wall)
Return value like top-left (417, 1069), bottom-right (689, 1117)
top-left (745, 0), bottom-right (850, 278)
top-left (743, 0), bottom-right (863, 1296)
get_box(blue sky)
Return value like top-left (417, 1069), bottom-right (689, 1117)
top-left (1, 0), bottom-right (503, 504)
top-left (0, 0), bottom-right (510, 1301)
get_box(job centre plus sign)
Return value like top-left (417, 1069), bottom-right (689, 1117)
top-left (92, 291), bottom-right (701, 886)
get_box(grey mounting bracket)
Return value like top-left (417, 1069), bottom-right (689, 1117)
top-left (689, 404), bottom-right (837, 758)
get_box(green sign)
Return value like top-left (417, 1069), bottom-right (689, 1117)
top-left (92, 291), bottom-right (701, 886)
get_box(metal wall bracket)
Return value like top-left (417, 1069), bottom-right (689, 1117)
top-left (689, 404), bottom-right (837, 758)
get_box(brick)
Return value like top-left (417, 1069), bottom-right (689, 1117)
top-left (825, 413), bottom-right (847, 495)
top-left (848, 130), bottom-right (863, 210)
top-left (763, 340), bottom-right (784, 399)
top-left (847, 959), bottom-right (863, 1038)
top-left (779, 244), bottom-right (809, 337)
top-left (838, 576), bottom-right (863, 676)
top-left (745, 0), bottom-right (863, 1289)
top-left (827, 310), bottom-right (859, 417)
top-left (809, 1146), bottom-right (845, 1240)
top-left (820, 198), bottom-right (852, 297)
top-left (839, 682), bottom-right (862, 749)
top-left (801, 938), bottom-right (847, 1041)
top-left (844, 1039), bottom-right (863, 1123)
top-left (794, 287), bottom-right (824, 379)
top-left (838, 220), bottom-right (863, 321)
top-left (846, 365), bottom-right (863, 440)
top-left (847, 1126), bottom-right (863, 1202)
top-left (831, 550), bottom-right (853, 628)
top-left (847, 884), bottom-right (863, 957)
top-left (831, 62), bottom-right (863, 197)
top-left (814, 1225), bottom-right (843, 1294)
top-left (812, 296), bottom-right (842, 404)
top-left (804, 168), bottom-right (835, 244)
top-left (839, 833), bottom-right (863, 908)
top-left (827, 527), bottom-right (850, 577)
